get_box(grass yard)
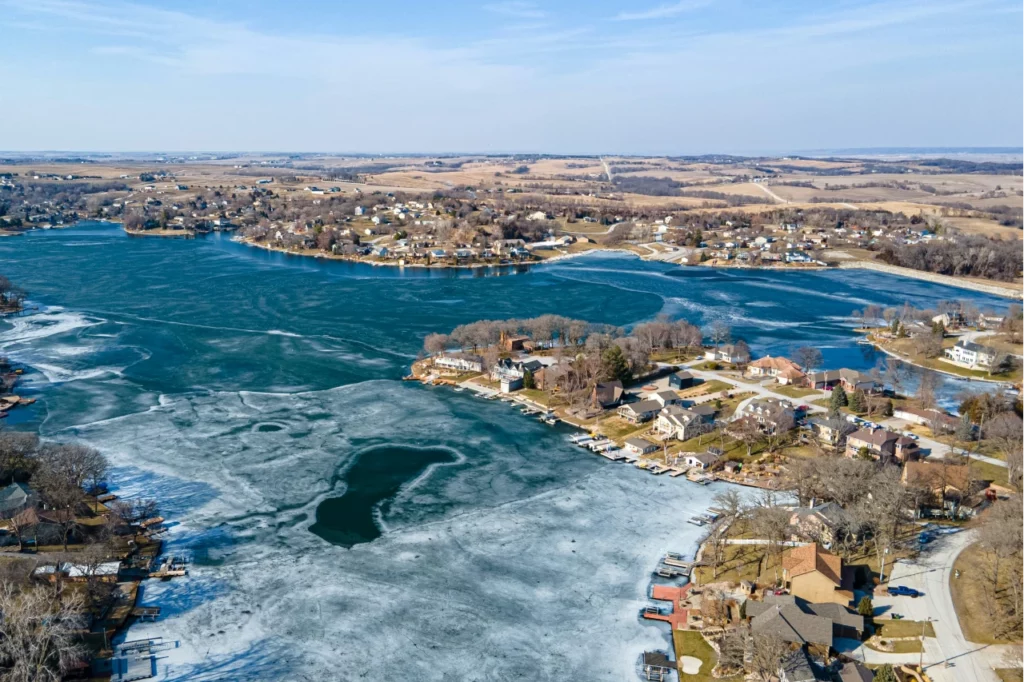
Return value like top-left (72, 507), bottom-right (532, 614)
top-left (875, 620), bottom-right (936, 638)
top-left (768, 383), bottom-right (820, 399)
top-left (678, 379), bottom-right (732, 398)
top-left (518, 388), bottom-right (551, 406)
top-left (951, 541), bottom-right (1023, 645)
top-left (673, 630), bottom-right (741, 682)
top-left (593, 416), bottom-right (647, 441)
top-left (995, 669), bottom-right (1024, 682)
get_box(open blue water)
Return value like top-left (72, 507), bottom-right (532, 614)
top-left (0, 223), bottom-right (1012, 680)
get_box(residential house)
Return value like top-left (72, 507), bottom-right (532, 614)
top-left (649, 390), bottom-right (681, 407)
top-left (901, 461), bottom-right (986, 516)
top-left (778, 650), bottom-right (828, 682)
top-left (807, 417), bottom-right (855, 450)
top-left (736, 397), bottom-right (796, 433)
top-left (653, 405), bottom-right (713, 441)
top-left (433, 353), bottom-right (484, 373)
top-left (536, 361), bottom-right (572, 391)
top-left (837, 662), bottom-right (874, 682)
top-left (893, 406), bottom-right (960, 433)
top-left (748, 355), bottom-right (806, 385)
top-left (704, 343), bottom-right (751, 364)
top-left (590, 381), bottom-right (624, 409)
top-left (0, 483), bottom-right (36, 520)
top-left (667, 371), bottom-right (696, 389)
top-left (845, 428), bottom-right (919, 462)
top-left (492, 358), bottom-right (543, 392)
top-left (931, 312), bottom-right (965, 329)
top-left (804, 368), bottom-right (877, 393)
top-left (780, 544), bottom-right (853, 605)
top-left (945, 339), bottom-right (997, 369)
top-left (748, 598), bottom-right (833, 648)
top-left (499, 332), bottom-right (531, 352)
top-left (683, 451), bottom-right (720, 469)
top-left (788, 502), bottom-right (847, 546)
top-left (617, 400), bottom-right (663, 424)
top-left (624, 438), bottom-right (658, 455)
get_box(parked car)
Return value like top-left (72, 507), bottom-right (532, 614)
top-left (887, 585), bottom-right (923, 597)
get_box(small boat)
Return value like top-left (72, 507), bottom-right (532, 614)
top-left (453, 387), bottom-right (465, 392)
top-left (543, 416), bottom-right (558, 425)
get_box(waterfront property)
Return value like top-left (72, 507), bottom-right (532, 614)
top-left (780, 544), bottom-right (853, 606)
top-left (433, 352), bottom-right (484, 373)
top-left (617, 400), bottom-right (662, 424)
top-left (747, 355), bottom-right (806, 384)
top-left (944, 338), bottom-right (997, 368)
top-left (803, 368), bottom-right (877, 392)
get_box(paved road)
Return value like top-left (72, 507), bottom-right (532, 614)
top-left (840, 529), bottom-right (1018, 681)
top-left (879, 416), bottom-right (1008, 469)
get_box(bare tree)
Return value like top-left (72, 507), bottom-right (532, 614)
top-left (748, 631), bottom-right (789, 682)
top-left (423, 333), bottom-right (450, 355)
top-left (792, 346), bottom-right (823, 372)
top-left (987, 412), bottom-right (1023, 458)
top-left (0, 581), bottom-right (88, 682)
top-left (706, 320), bottom-right (731, 347)
top-left (0, 432), bottom-right (41, 485)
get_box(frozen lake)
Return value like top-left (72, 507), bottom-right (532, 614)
top-left (0, 223), bottom-right (1012, 680)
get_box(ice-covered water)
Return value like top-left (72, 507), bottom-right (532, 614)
top-left (0, 223), bottom-right (1013, 680)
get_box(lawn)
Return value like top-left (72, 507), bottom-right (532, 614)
top-left (593, 416), bottom-right (647, 441)
top-left (678, 380), bottom-right (732, 398)
top-left (519, 388), bottom-right (551, 406)
top-left (996, 669), bottom-right (1024, 682)
top-left (875, 620), bottom-right (935, 638)
top-left (864, 638), bottom-right (923, 654)
top-left (673, 630), bottom-right (740, 682)
top-left (950, 541), bottom-right (1022, 644)
top-left (768, 384), bottom-right (820, 399)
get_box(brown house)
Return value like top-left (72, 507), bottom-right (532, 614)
top-left (590, 380), bottom-right (624, 409)
top-left (845, 428), bottom-right (919, 462)
top-left (781, 544), bottom-right (853, 605)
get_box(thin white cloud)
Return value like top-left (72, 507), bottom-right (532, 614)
top-left (483, 1), bottom-right (547, 19)
top-left (613, 0), bottom-right (714, 21)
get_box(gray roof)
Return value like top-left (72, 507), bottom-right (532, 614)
top-left (0, 483), bottom-right (32, 513)
top-left (838, 661), bottom-right (873, 682)
top-left (747, 594), bottom-right (854, 647)
top-left (750, 603), bottom-right (832, 646)
top-left (625, 437), bottom-right (656, 450)
top-left (955, 339), bottom-right (996, 354)
top-left (622, 399), bottom-right (662, 414)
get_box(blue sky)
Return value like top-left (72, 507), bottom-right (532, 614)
top-left (0, 0), bottom-right (1021, 154)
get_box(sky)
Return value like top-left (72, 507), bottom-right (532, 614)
top-left (0, 0), bottom-right (1021, 154)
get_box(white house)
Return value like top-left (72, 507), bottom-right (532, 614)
top-left (654, 405), bottom-right (713, 441)
top-left (684, 452), bottom-right (721, 469)
top-left (624, 437), bottom-right (658, 455)
top-left (433, 353), bottom-right (484, 373)
top-left (944, 339), bottom-right (996, 369)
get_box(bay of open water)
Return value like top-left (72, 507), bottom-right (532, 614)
top-left (0, 223), bottom-right (1010, 680)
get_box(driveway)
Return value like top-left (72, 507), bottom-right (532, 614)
top-left (880, 417), bottom-right (1008, 469)
top-left (841, 529), bottom-right (1018, 681)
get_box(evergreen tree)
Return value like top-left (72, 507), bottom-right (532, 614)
top-left (601, 345), bottom-right (631, 383)
top-left (882, 399), bottom-right (894, 416)
top-left (522, 369), bottom-right (535, 390)
top-left (875, 665), bottom-right (898, 682)
top-left (830, 385), bottom-right (849, 412)
top-left (857, 595), bottom-right (874, 619)
top-left (849, 388), bottom-right (866, 413)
